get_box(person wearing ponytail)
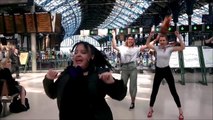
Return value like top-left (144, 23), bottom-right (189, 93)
top-left (146, 29), bottom-right (185, 120)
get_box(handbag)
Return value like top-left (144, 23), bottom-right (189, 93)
top-left (9, 96), bottom-right (30, 113)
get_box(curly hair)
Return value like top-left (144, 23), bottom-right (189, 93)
top-left (71, 41), bottom-right (113, 70)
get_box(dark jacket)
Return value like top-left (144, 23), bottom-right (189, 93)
top-left (43, 66), bottom-right (127, 120)
top-left (0, 68), bottom-right (19, 95)
top-left (10, 53), bottom-right (20, 66)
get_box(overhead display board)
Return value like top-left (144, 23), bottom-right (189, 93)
top-left (25, 13), bottom-right (36, 33)
top-left (0, 0), bottom-right (27, 4)
top-left (4, 14), bottom-right (15, 34)
top-left (36, 12), bottom-right (52, 33)
top-left (0, 15), bottom-right (4, 34)
top-left (14, 13), bottom-right (25, 33)
top-left (0, 0), bottom-right (33, 6)
top-left (52, 13), bottom-right (62, 33)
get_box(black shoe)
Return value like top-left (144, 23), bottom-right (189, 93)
top-left (21, 104), bottom-right (28, 111)
top-left (129, 103), bottom-right (135, 109)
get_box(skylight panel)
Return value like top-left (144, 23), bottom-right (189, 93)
top-left (98, 0), bottom-right (151, 29)
top-left (63, 11), bottom-right (74, 18)
top-left (34, 0), bottom-right (46, 5)
top-left (55, 6), bottom-right (69, 13)
top-left (110, 23), bottom-right (119, 28)
top-left (177, 4), bottom-right (209, 25)
top-left (44, 0), bottom-right (64, 11)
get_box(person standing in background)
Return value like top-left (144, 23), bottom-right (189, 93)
top-left (0, 46), bottom-right (3, 61)
top-left (146, 31), bottom-right (185, 120)
top-left (111, 30), bottom-right (146, 109)
top-left (10, 48), bottom-right (21, 79)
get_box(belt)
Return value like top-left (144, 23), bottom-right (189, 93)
top-left (120, 61), bottom-right (135, 66)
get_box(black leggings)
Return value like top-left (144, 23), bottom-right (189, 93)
top-left (149, 66), bottom-right (181, 108)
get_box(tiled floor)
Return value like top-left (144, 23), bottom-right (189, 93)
top-left (1, 70), bottom-right (213, 120)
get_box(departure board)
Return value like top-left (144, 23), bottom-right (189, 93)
top-left (36, 12), bottom-right (52, 33)
top-left (0, 0), bottom-right (28, 4)
top-left (14, 13), bottom-right (25, 33)
top-left (4, 14), bottom-right (15, 34)
top-left (54, 14), bottom-right (61, 33)
top-left (25, 13), bottom-right (36, 33)
top-left (0, 15), bottom-right (4, 34)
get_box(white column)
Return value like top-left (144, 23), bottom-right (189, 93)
top-left (31, 3), bottom-right (37, 72)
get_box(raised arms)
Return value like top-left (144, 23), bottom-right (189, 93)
top-left (146, 31), bottom-right (157, 50)
top-left (111, 30), bottom-right (119, 52)
top-left (173, 31), bottom-right (185, 52)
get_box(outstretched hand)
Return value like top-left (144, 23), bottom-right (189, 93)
top-left (149, 31), bottom-right (155, 37)
top-left (112, 30), bottom-right (116, 37)
top-left (99, 72), bottom-right (115, 84)
top-left (175, 31), bottom-right (180, 36)
top-left (46, 69), bottom-right (59, 80)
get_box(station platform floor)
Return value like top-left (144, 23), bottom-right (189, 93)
top-left (1, 70), bottom-right (213, 120)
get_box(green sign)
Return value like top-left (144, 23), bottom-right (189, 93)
top-left (168, 26), bottom-right (175, 32)
top-left (90, 29), bottom-right (98, 35)
top-left (204, 24), bottom-right (212, 32)
top-left (130, 27), bottom-right (139, 34)
top-left (155, 27), bottom-right (160, 33)
top-left (192, 25), bottom-right (202, 32)
top-left (108, 29), bottom-right (113, 35)
top-left (179, 25), bottom-right (189, 32)
top-left (119, 28), bottom-right (127, 34)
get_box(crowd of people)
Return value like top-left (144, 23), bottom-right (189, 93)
top-left (1, 17), bottom-right (212, 120)
top-left (1, 33), bottom-right (212, 120)
top-left (42, 26), bottom-right (189, 120)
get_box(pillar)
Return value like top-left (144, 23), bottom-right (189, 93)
top-left (31, 3), bottom-right (37, 72)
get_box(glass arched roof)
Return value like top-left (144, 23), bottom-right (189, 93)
top-left (176, 4), bottom-right (209, 25)
top-left (98, 0), bottom-right (151, 29)
top-left (34, 0), bottom-right (210, 51)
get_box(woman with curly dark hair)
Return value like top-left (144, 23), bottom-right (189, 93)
top-left (43, 41), bottom-right (127, 120)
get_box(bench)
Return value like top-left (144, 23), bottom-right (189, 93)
top-left (0, 79), bottom-right (19, 117)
